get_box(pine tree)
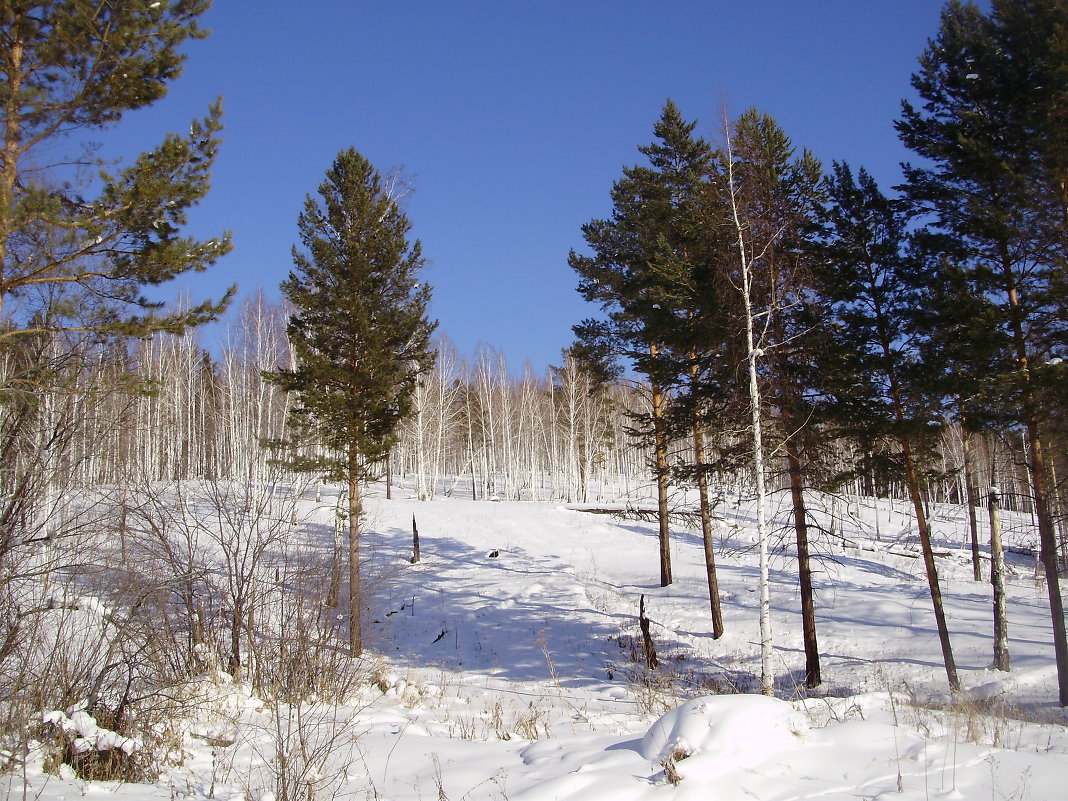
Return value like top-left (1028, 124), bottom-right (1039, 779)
top-left (815, 162), bottom-right (961, 692)
top-left (1, 2), bottom-right (232, 735)
top-left (639, 101), bottom-right (729, 633)
top-left (897, 0), bottom-right (1068, 703)
top-left (570, 100), bottom-right (711, 589)
top-left (268, 148), bottom-right (435, 657)
top-left (0, 0), bottom-right (233, 344)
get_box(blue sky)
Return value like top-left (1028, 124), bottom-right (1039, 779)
top-left (107, 1), bottom-right (954, 372)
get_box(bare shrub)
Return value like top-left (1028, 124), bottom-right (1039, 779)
top-left (250, 546), bottom-right (366, 705)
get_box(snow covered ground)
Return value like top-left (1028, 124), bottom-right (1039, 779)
top-left (8, 479), bottom-right (1068, 800)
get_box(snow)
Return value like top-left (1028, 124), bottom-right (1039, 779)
top-left (43, 708), bottom-right (142, 755)
top-left (7, 480), bottom-right (1068, 800)
top-left (638, 694), bottom-right (807, 766)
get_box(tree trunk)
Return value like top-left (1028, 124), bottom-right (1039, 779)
top-left (784, 435), bottom-right (820, 688)
top-left (347, 469), bottom-right (362, 657)
top-left (725, 125), bottom-right (773, 696)
top-left (1003, 265), bottom-right (1068, 704)
top-left (690, 369), bottom-right (723, 638)
top-left (1026, 424), bottom-right (1068, 704)
top-left (1049, 456), bottom-right (1068, 574)
top-left (228, 602), bottom-right (242, 679)
top-left (871, 311), bottom-right (958, 692)
top-left (899, 431), bottom-right (960, 691)
top-left (960, 418), bottom-right (983, 581)
top-left (326, 501), bottom-right (343, 608)
top-left (649, 345), bottom-right (672, 587)
top-left (411, 514), bottom-right (420, 564)
top-left (988, 486), bottom-right (1010, 672)
top-left (0, 36), bottom-right (24, 320)
top-left (639, 594), bottom-right (659, 670)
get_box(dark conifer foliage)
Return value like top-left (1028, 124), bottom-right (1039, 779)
top-left (639, 102), bottom-right (730, 635)
top-left (268, 148), bottom-right (435, 655)
top-left (571, 100), bottom-right (707, 390)
top-left (0, 2), bottom-right (238, 753)
top-left (570, 100), bottom-right (718, 589)
top-left (273, 150), bottom-right (435, 478)
top-left (0, 0), bottom-right (234, 343)
top-left (814, 164), bottom-right (937, 472)
top-left (816, 162), bottom-right (961, 691)
top-left (897, 0), bottom-right (1068, 702)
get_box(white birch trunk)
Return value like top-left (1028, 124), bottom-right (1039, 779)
top-left (725, 122), bottom-right (774, 696)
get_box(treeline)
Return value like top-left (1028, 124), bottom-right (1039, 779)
top-left (23, 290), bottom-right (1054, 526)
top-left (10, 293), bottom-right (641, 498)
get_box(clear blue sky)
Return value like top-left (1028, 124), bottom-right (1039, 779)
top-left (107, 0), bottom-right (956, 372)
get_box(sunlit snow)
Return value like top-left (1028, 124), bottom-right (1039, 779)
top-left (7, 480), bottom-right (1067, 800)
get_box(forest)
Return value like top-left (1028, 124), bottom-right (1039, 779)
top-left (2, 1), bottom-right (1068, 799)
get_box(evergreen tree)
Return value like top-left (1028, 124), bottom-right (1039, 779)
top-left (912, 246), bottom-right (1009, 584)
top-left (570, 99), bottom-right (707, 588)
top-left (268, 148), bottom-right (435, 657)
top-left (639, 102), bottom-right (730, 633)
top-left (0, 0), bottom-right (233, 344)
top-left (0, 1), bottom-right (232, 737)
top-left (897, 0), bottom-right (1068, 703)
top-left (815, 162), bottom-right (961, 691)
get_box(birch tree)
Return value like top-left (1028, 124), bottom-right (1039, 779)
top-left (716, 108), bottom-right (826, 690)
top-left (722, 117), bottom-right (775, 696)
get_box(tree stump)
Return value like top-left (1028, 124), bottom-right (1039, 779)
top-left (639, 594), bottom-right (658, 669)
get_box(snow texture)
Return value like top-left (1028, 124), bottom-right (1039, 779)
top-left (7, 480), bottom-right (1068, 800)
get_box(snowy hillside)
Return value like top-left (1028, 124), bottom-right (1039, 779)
top-left (8, 480), bottom-right (1068, 801)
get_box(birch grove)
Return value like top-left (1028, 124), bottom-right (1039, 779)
top-left (16, 294), bottom-right (1058, 527)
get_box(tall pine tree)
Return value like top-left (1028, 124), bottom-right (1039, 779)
top-left (816, 162), bottom-right (962, 691)
top-left (639, 101), bottom-right (729, 633)
top-left (1, 0), bottom-right (231, 661)
top-left (717, 108), bottom-right (826, 689)
top-left (897, 0), bottom-right (1068, 703)
top-left (570, 99), bottom-right (705, 588)
top-left (268, 148), bottom-right (435, 657)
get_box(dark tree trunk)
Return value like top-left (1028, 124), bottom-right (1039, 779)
top-left (784, 436), bottom-right (820, 688)
top-left (639, 594), bottom-right (658, 670)
top-left (1002, 259), bottom-right (1068, 703)
top-left (899, 432), bottom-right (959, 692)
top-left (228, 604), bottom-right (241, 680)
top-left (960, 421), bottom-right (983, 582)
top-left (1026, 425), bottom-right (1068, 703)
top-left (649, 349), bottom-right (672, 587)
top-left (689, 355), bottom-right (723, 638)
top-left (348, 468), bottom-right (362, 657)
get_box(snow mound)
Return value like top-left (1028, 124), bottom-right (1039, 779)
top-left (640, 694), bottom-right (807, 770)
top-left (43, 708), bottom-right (141, 755)
top-left (970, 665), bottom-right (1055, 701)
